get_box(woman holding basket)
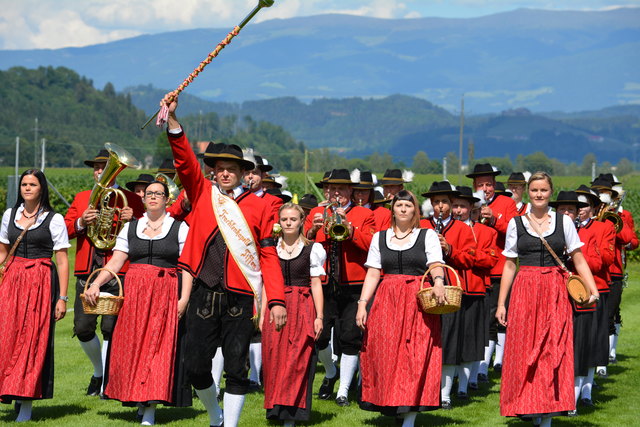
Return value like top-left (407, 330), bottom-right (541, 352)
top-left (496, 172), bottom-right (598, 427)
top-left (84, 180), bottom-right (191, 425)
top-left (356, 190), bottom-right (446, 427)
top-left (0, 169), bottom-right (70, 422)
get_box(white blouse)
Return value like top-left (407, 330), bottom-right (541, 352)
top-left (503, 213), bottom-right (583, 258)
top-left (0, 205), bottom-right (70, 251)
top-left (365, 228), bottom-right (444, 269)
top-left (276, 240), bottom-right (327, 277)
top-left (114, 214), bottom-right (189, 255)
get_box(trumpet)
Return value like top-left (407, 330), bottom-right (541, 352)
top-left (87, 143), bottom-right (141, 250)
top-left (323, 202), bottom-right (351, 241)
top-left (155, 173), bottom-right (181, 207)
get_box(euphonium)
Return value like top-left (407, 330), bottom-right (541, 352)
top-left (155, 173), bottom-right (181, 207)
top-left (323, 202), bottom-right (351, 241)
top-left (595, 192), bottom-right (624, 233)
top-left (87, 143), bottom-right (141, 250)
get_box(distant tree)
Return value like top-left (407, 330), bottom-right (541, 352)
top-left (445, 152), bottom-right (460, 176)
top-left (368, 152), bottom-right (395, 173)
top-left (522, 152), bottom-right (554, 174)
top-left (581, 153), bottom-right (597, 176)
top-left (412, 151), bottom-right (431, 174)
top-left (103, 82), bottom-right (116, 98)
top-left (471, 156), bottom-right (513, 174)
top-left (616, 158), bottom-right (634, 176)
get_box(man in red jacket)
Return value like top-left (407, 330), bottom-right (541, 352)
top-left (351, 170), bottom-right (391, 231)
top-left (161, 93), bottom-right (286, 427)
top-left (305, 169), bottom-right (375, 407)
top-left (65, 149), bottom-right (144, 397)
top-left (467, 163), bottom-right (517, 374)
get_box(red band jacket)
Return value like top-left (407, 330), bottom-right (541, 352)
top-left (167, 129), bottom-right (286, 308)
top-left (581, 219), bottom-right (615, 292)
top-left (466, 221), bottom-right (499, 295)
top-left (610, 209), bottom-right (638, 278)
top-left (486, 194), bottom-right (517, 278)
top-left (372, 206), bottom-right (391, 232)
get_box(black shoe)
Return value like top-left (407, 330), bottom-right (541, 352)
top-left (469, 382), bottom-right (479, 390)
top-left (457, 391), bottom-right (469, 400)
top-left (335, 396), bottom-right (350, 407)
top-left (248, 381), bottom-right (261, 393)
top-left (609, 356), bottom-right (617, 364)
top-left (318, 369), bottom-right (339, 400)
top-left (493, 363), bottom-right (502, 373)
top-left (596, 368), bottom-right (607, 378)
top-left (477, 373), bottom-right (489, 383)
top-left (14, 401), bottom-right (21, 414)
top-left (441, 400), bottom-right (452, 410)
top-left (580, 398), bottom-right (594, 407)
top-left (87, 376), bottom-right (103, 396)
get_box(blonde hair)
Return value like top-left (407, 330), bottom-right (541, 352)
top-left (278, 202), bottom-right (311, 245)
top-left (527, 171), bottom-right (554, 192)
top-left (391, 190), bottom-right (421, 229)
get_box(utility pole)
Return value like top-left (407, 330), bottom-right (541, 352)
top-left (458, 95), bottom-right (464, 185)
top-left (33, 117), bottom-right (39, 168)
top-left (41, 138), bottom-right (46, 171)
top-left (15, 137), bottom-right (20, 189)
top-left (304, 149), bottom-right (309, 193)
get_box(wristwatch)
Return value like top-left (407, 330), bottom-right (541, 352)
top-left (59, 296), bottom-right (69, 302)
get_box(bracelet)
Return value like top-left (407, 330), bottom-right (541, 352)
top-left (357, 299), bottom-right (368, 304)
top-left (592, 295), bottom-right (600, 301)
top-left (433, 276), bottom-right (445, 282)
top-left (59, 296), bottom-right (69, 302)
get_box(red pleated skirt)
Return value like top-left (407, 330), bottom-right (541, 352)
top-left (104, 264), bottom-right (179, 404)
top-left (500, 266), bottom-right (575, 417)
top-left (263, 285), bottom-right (316, 413)
top-left (360, 274), bottom-right (442, 412)
top-left (0, 257), bottom-right (53, 400)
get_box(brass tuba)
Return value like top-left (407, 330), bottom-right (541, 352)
top-left (323, 202), bottom-right (351, 241)
top-left (87, 143), bottom-right (141, 250)
top-left (595, 192), bottom-right (624, 233)
top-left (155, 173), bottom-right (181, 207)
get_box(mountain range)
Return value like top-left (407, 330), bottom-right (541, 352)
top-left (1, 8), bottom-right (639, 113)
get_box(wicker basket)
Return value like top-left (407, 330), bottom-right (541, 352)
top-left (80, 268), bottom-right (124, 315)
top-left (417, 263), bottom-right (463, 315)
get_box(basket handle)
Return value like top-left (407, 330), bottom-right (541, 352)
top-left (84, 267), bottom-right (123, 297)
top-left (419, 263), bottom-right (462, 290)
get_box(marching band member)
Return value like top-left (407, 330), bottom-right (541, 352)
top-left (380, 169), bottom-right (412, 200)
top-left (126, 174), bottom-right (155, 199)
top-left (351, 170), bottom-right (391, 231)
top-left (262, 203), bottom-right (325, 426)
top-left (507, 172), bottom-right (530, 216)
top-left (497, 172), bottom-right (598, 427)
top-left (298, 194), bottom-right (319, 216)
top-left (451, 187), bottom-right (499, 389)
top-left (467, 163), bottom-right (517, 374)
top-left (160, 93), bottom-right (287, 427)
top-left (420, 181), bottom-right (476, 409)
top-left (305, 169), bottom-right (376, 407)
top-left (157, 158), bottom-right (192, 223)
top-left (0, 169), bottom-right (70, 422)
top-left (357, 190), bottom-right (445, 426)
top-left (84, 180), bottom-right (192, 425)
top-left (64, 149), bottom-right (145, 397)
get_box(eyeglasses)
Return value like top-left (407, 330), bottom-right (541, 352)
top-left (145, 191), bottom-right (166, 198)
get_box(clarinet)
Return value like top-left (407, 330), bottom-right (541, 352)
top-left (328, 240), bottom-right (341, 295)
top-left (435, 212), bottom-right (444, 234)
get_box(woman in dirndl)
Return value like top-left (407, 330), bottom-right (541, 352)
top-left (496, 173), bottom-right (599, 426)
top-left (84, 180), bottom-right (192, 425)
top-left (262, 202), bottom-right (325, 426)
top-left (356, 190), bottom-right (446, 427)
top-left (0, 169), bottom-right (70, 422)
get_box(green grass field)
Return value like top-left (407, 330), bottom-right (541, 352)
top-left (1, 240), bottom-right (638, 426)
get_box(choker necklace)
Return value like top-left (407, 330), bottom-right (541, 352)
top-left (282, 239), bottom-right (299, 256)
top-left (394, 229), bottom-right (412, 240)
top-left (22, 208), bottom-right (40, 219)
top-left (145, 215), bottom-right (166, 232)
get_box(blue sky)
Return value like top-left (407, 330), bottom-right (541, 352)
top-left (0, 0), bottom-right (638, 50)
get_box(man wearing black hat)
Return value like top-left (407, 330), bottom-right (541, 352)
top-left (64, 148), bottom-right (145, 397)
top-left (161, 93), bottom-right (287, 427)
top-left (304, 169), bottom-right (376, 407)
top-left (466, 163), bottom-right (517, 374)
top-left (506, 172), bottom-right (530, 216)
top-left (245, 155), bottom-right (283, 221)
top-left (351, 170), bottom-right (390, 231)
top-left (380, 169), bottom-right (411, 200)
top-left (298, 194), bottom-right (319, 216)
top-left (125, 173), bottom-right (155, 199)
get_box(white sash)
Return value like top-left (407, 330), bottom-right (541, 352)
top-left (211, 185), bottom-right (262, 322)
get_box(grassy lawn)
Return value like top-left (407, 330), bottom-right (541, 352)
top-left (2, 244), bottom-right (638, 426)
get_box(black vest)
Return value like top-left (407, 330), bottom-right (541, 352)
top-left (280, 244), bottom-right (312, 287)
top-left (7, 208), bottom-right (54, 259)
top-left (379, 229), bottom-right (428, 276)
top-left (515, 213), bottom-right (566, 267)
top-left (127, 219), bottom-right (181, 268)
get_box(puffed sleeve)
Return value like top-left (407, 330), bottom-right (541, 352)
top-left (178, 221), bottom-right (190, 255)
top-left (50, 213), bottom-right (72, 250)
top-left (502, 218), bottom-right (519, 258)
top-left (0, 209), bottom-right (11, 244)
top-left (563, 215), bottom-right (584, 253)
top-left (113, 222), bottom-right (131, 253)
top-left (310, 242), bottom-right (327, 277)
top-left (424, 228), bottom-right (444, 265)
top-left (364, 231), bottom-right (382, 269)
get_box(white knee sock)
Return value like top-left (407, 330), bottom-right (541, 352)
top-left (223, 392), bottom-right (245, 427)
top-left (195, 384), bottom-right (223, 426)
top-left (540, 416), bottom-right (552, 427)
top-left (336, 354), bottom-right (359, 399)
top-left (581, 367), bottom-right (595, 400)
top-left (402, 411), bottom-right (417, 427)
top-left (141, 403), bottom-right (157, 425)
top-left (441, 365), bottom-right (456, 402)
top-left (101, 340), bottom-right (110, 392)
top-left (318, 346), bottom-right (337, 379)
top-left (480, 340), bottom-right (495, 375)
top-left (211, 347), bottom-right (224, 395)
top-left (249, 342), bottom-right (262, 384)
top-left (470, 361), bottom-right (480, 383)
top-left (611, 323), bottom-right (621, 358)
top-left (458, 362), bottom-right (473, 393)
top-left (16, 400), bottom-right (32, 422)
top-left (574, 376), bottom-right (585, 404)
top-left (494, 333), bottom-right (506, 366)
top-left (330, 329), bottom-right (339, 362)
top-left (79, 335), bottom-right (103, 377)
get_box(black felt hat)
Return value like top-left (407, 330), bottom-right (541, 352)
top-left (266, 188), bottom-right (292, 203)
top-left (507, 172), bottom-right (527, 185)
top-left (495, 182), bottom-right (512, 197)
top-left (202, 143), bottom-right (255, 170)
top-left (156, 158), bottom-right (176, 174)
top-left (262, 174), bottom-right (282, 188)
top-left (353, 171), bottom-right (375, 189)
top-left (125, 173), bottom-right (155, 192)
top-left (549, 191), bottom-right (589, 209)
top-left (592, 173), bottom-right (621, 186)
top-left (575, 184), bottom-right (601, 207)
top-left (466, 163), bottom-right (501, 178)
top-left (315, 171), bottom-right (331, 189)
top-left (421, 181), bottom-right (460, 198)
top-left (324, 169), bottom-right (355, 185)
top-left (253, 155), bottom-right (273, 172)
top-left (453, 185), bottom-right (480, 203)
top-left (591, 177), bottom-right (619, 199)
top-left (298, 194), bottom-right (318, 210)
top-left (373, 190), bottom-right (391, 205)
top-left (84, 149), bottom-right (110, 167)
top-left (380, 169), bottom-right (405, 185)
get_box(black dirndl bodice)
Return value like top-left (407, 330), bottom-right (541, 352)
top-left (127, 219), bottom-right (181, 268)
top-left (379, 229), bottom-right (427, 275)
top-left (7, 208), bottom-right (54, 259)
top-left (280, 244), bottom-right (312, 287)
